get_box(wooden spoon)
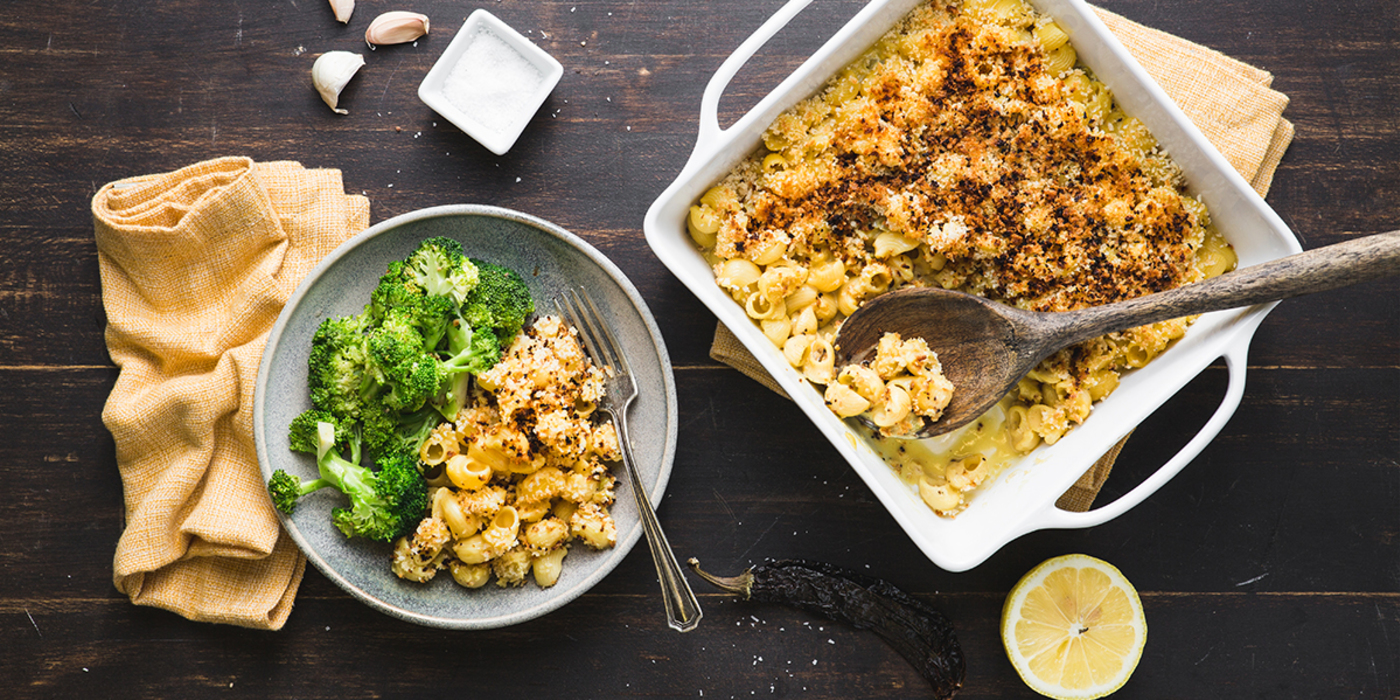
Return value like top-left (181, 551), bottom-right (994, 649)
top-left (832, 230), bottom-right (1400, 439)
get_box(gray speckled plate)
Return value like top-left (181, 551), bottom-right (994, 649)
top-left (253, 204), bottom-right (678, 629)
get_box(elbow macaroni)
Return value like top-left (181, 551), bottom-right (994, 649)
top-left (690, 0), bottom-right (1238, 516)
top-left (827, 333), bottom-right (955, 438)
top-left (390, 315), bottom-right (619, 589)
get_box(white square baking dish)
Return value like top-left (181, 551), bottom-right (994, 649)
top-left (644, 0), bottom-right (1301, 571)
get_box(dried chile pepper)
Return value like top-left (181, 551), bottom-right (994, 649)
top-left (688, 558), bottom-right (964, 698)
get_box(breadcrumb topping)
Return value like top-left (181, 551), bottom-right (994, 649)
top-left (711, 1), bottom-right (1203, 315)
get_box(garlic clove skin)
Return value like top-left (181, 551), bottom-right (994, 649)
top-left (311, 51), bottom-right (365, 115)
top-left (365, 11), bottom-right (430, 46)
top-left (328, 0), bottom-right (354, 23)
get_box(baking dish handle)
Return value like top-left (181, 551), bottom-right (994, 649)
top-left (1027, 342), bottom-right (1250, 531)
top-left (696, 0), bottom-right (817, 154)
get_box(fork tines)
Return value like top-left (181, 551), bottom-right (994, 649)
top-left (555, 288), bottom-right (625, 374)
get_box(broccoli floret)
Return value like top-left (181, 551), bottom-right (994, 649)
top-left (361, 398), bottom-right (442, 461)
top-left (444, 314), bottom-right (504, 374)
top-left (370, 264), bottom-right (462, 348)
top-left (428, 318), bottom-right (503, 419)
top-left (365, 311), bottom-right (424, 368)
top-left (271, 413), bottom-right (356, 515)
top-left (368, 260), bottom-right (423, 322)
top-left (307, 314), bottom-right (376, 418)
top-left (365, 311), bottom-right (447, 412)
top-left (269, 417), bottom-right (428, 541)
top-left (314, 311), bottom-right (373, 345)
top-left (400, 236), bottom-right (479, 306)
top-left (391, 406), bottom-right (442, 458)
top-left (267, 470), bottom-right (329, 515)
top-left (431, 371), bottom-right (473, 423)
top-left (288, 409), bottom-right (354, 454)
top-left (369, 238), bottom-right (478, 320)
top-left (402, 293), bottom-right (458, 350)
top-left (461, 259), bottom-right (535, 344)
top-left (386, 357), bottom-right (445, 414)
top-left (330, 451), bottom-right (428, 542)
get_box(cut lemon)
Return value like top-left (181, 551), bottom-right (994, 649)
top-left (1001, 554), bottom-right (1146, 699)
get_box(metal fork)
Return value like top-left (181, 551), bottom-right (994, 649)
top-left (556, 288), bottom-right (702, 632)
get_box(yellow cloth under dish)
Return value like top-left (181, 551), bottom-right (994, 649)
top-left (94, 157), bottom-right (369, 630)
top-left (708, 6), bottom-right (1294, 512)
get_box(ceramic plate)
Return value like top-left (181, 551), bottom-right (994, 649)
top-left (255, 204), bottom-right (678, 628)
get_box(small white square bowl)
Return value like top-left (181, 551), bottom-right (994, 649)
top-left (418, 9), bottom-right (563, 155)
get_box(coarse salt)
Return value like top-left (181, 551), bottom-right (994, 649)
top-left (442, 26), bottom-right (544, 136)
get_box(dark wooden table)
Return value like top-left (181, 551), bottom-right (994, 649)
top-left (4, 0), bottom-right (1398, 697)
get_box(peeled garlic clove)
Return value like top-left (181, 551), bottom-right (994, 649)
top-left (311, 51), bottom-right (364, 115)
top-left (365, 11), bottom-right (429, 46)
top-left (328, 0), bottom-right (354, 23)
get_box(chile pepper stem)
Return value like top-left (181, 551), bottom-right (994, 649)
top-left (686, 557), bottom-right (755, 599)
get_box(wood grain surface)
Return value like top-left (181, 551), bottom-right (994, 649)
top-left (2, 0), bottom-right (1397, 698)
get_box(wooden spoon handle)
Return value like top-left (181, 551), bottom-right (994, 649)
top-left (1058, 230), bottom-right (1400, 344)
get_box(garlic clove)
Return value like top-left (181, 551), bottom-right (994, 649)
top-left (365, 11), bottom-right (430, 46)
top-left (311, 51), bottom-right (365, 115)
top-left (328, 0), bottom-right (354, 23)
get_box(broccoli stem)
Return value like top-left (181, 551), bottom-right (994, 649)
top-left (312, 424), bottom-right (380, 507)
top-left (295, 478), bottom-right (333, 496)
top-left (433, 369), bottom-right (473, 421)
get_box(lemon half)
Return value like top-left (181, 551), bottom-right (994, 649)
top-left (1001, 554), bottom-right (1146, 699)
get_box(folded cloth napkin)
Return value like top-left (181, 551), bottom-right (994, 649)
top-left (709, 6), bottom-right (1293, 512)
top-left (94, 157), bottom-right (369, 630)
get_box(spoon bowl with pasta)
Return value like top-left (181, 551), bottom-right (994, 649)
top-left (834, 230), bottom-right (1400, 440)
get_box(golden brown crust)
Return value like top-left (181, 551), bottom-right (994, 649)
top-left (711, 2), bottom-right (1201, 316)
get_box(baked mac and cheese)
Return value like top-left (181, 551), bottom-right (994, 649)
top-left (690, 0), bottom-right (1237, 515)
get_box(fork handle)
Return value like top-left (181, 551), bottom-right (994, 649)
top-left (614, 408), bottom-right (703, 632)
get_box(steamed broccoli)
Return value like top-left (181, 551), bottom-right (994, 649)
top-left (443, 314), bottom-right (504, 375)
top-left (461, 259), bottom-right (535, 344)
top-left (368, 260), bottom-right (421, 322)
top-left (306, 295), bottom-right (455, 420)
top-left (378, 236), bottom-right (480, 306)
top-left (330, 450), bottom-right (428, 542)
top-left (409, 237), bottom-right (478, 304)
top-left (274, 239), bottom-right (538, 537)
top-left (396, 292), bottom-right (460, 350)
top-left (270, 411), bottom-right (427, 542)
top-left (368, 237), bottom-right (477, 324)
top-left (306, 314), bottom-right (376, 418)
top-left (269, 410), bottom-right (359, 515)
top-left (360, 399), bottom-right (442, 461)
top-left (429, 317), bottom-right (504, 419)
top-left (286, 408), bottom-right (355, 454)
top-left (365, 310), bottom-right (445, 412)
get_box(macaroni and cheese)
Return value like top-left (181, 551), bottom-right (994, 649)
top-left (689, 0), bottom-right (1237, 515)
top-left (391, 315), bottom-right (621, 589)
top-left (826, 332), bottom-right (955, 437)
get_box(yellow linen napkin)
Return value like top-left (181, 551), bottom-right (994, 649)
top-left (710, 6), bottom-right (1293, 511)
top-left (94, 156), bottom-right (370, 630)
